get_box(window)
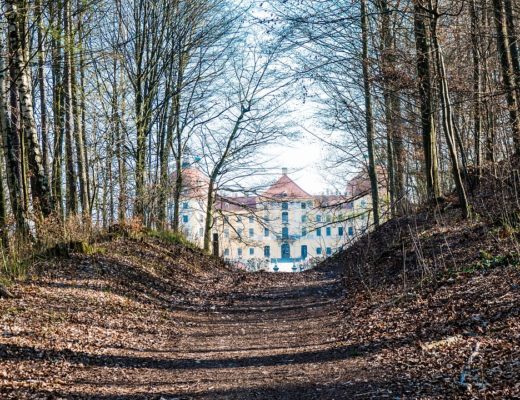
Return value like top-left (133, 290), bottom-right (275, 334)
top-left (224, 229), bottom-right (229, 238)
top-left (338, 227), bottom-right (344, 236)
top-left (249, 228), bottom-right (254, 237)
top-left (238, 248), bottom-right (243, 256)
top-left (282, 227), bottom-right (289, 239)
top-left (301, 245), bottom-right (308, 259)
top-left (249, 215), bottom-right (254, 223)
top-left (301, 202), bottom-right (306, 209)
top-left (301, 215), bottom-right (307, 223)
top-left (199, 228), bottom-right (203, 236)
top-left (326, 215), bottom-right (332, 223)
top-left (316, 215), bottom-right (322, 222)
top-left (182, 215), bottom-right (189, 223)
top-left (249, 248), bottom-right (255, 255)
top-left (360, 199), bottom-right (367, 208)
top-left (282, 211), bottom-right (289, 223)
top-left (316, 227), bottom-right (322, 237)
top-left (317, 247), bottom-right (322, 255)
top-left (282, 201), bottom-right (288, 210)
top-left (348, 226), bottom-right (354, 236)
top-left (264, 246), bottom-right (270, 257)
top-left (182, 202), bottom-right (189, 209)
top-left (326, 227), bottom-right (331, 236)
top-left (236, 216), bottom-right (242, 222)
top-left (264, 227), bottom-right (270, 237)
top-left (224, 248), bottom-right (230, 256)
top-left (238, 228), bottom-right (243, 237)
top-left (326, 247), bottom-right (332, 255)
top-left (301, 227), bottom-right (307, 237)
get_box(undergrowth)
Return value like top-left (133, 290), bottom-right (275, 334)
top-left (0, 215), bottom-right (201, 286)
top-left (146, 229), bottom-right (198, 250)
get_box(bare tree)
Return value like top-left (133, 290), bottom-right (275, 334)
top-left (198, 44), bottom-right (293, 251)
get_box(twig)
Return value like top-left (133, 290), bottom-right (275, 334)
top-left (0, 283), bottom-right (14, 299)
top-left (459, 341), bottom-right (481, 388)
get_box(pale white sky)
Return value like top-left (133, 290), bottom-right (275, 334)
top-left (267, 133), bottom-right (328, 195)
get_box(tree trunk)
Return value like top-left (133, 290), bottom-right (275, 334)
top-left (51, 0), bottom-right (64, 215)
top-left (5, 0), bottom-right (52, 217)
top-left (471, 0), bottom-right (482, 175)
top-left (503, 0), bottom-right (520, 110)
top-left (0, 38), bottom-right (27, 235)
top-left (202, 104), bottom-right (250, 251)
top-left (0, 150), bottom-right (8, 248)
top-left (413, 1), bottom-right (440, 201)
top-left (377, 0), bottom-right (406, 215)
top-left (72, 35), bottom-right (89, 216)
top-left (172, 54), bottom-right (188, 233)
top-left (203, 181), bottom-right (215, 252)
top-left (361, 0), bottom-right (380, 227)
top-left (134, 93), bottom-right (147, 220)
top-left (63, 0), bottom-right (77, 215)
top-left (115, 74), bottom-right (127, 224)
top-left (36, 0), bottom-right (50, 184)
top-left (492, 0), bottom-right (520, 152)
top-left (431, 12), bottom-right (471, 218)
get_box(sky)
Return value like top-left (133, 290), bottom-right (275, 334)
top-left (267, 132), bottom-right (328, 195)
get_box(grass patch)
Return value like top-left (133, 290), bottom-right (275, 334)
top-left (439, 251), bottom-right (520, 282)
top-left (1, 246), bottom-right (30, 282)
top-left (147, 230), bottom-right (199, 250)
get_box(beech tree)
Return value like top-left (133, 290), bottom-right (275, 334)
top-left (198, 43), bottom-right (293, 251)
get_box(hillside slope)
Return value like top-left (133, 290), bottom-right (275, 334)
top-left (321, 182), bottom-right (520, 398)
top-left (0, 237), bottom-right (362, 399)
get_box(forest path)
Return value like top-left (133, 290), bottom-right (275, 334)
top-left (1, 254), bottom-right (382, 399)
top-left (167, 270), bottom-right (369, 399)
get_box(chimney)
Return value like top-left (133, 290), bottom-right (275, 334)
top-left (282, 167), bottom-right (288, 176)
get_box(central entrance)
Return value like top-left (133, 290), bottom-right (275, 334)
top-left (281, 243), bottom-right (290, 259)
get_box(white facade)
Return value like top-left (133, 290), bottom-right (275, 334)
top-left (172, 167), bottom-right (379, 268)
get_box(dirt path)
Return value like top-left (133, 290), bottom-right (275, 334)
top-left (1, 253), bottom-right (382, 399)
top-left (170, 271), bottom-right (365, 399)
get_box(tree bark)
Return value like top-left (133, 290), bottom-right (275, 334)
top-left (71, 16), bottom-right (89, 217)
top-left (0, 37), bottom-right (27, 235)
top-left (430, 10), bottom-right (471, 218)
top-left (413, 1), bottom-right (440, 201)
top-left (36, 0), bottom-right (50, 184)
top-left (5, 0), bottom-right (52, 217)
top-left (492, 0), bottom-right (520, 152)
top-left (471, 0), bottom-right (482, 175)
top-left (377, 0), bottom-right (406, 215)
top-left (51, 0), bottom-right (64, 215)
top-left (361, 0), bottom-right (380, 227)
top-left (0, 122), bottom-right (9, 249)
top-left (63, 0), bottom-right (77, 215)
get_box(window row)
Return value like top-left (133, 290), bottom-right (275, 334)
top-left (223, 226), bottom-right (355, 239)
top-left (223, 245), bottom-right (336, 258)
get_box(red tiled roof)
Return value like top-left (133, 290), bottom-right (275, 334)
top-left (215, 195), bottom-right (257, 212)
top-left (346, 166), bottom-right (387, 198)
top-left (262, 175), bottom-right (311, 200)
top-left (171, 167), bottom-right (209, 198)
top-left (314, 195), bottom-right (354, 210)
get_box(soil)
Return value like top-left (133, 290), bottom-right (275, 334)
top-left (0, 238), bottom-right (372, 399)
top-left (1, 227), bottom-right (519, 399)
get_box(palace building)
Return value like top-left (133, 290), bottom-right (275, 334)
top-left (171, 166), bottom-right (378, 269)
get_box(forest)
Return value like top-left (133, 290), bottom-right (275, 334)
top-left (0, 0), bottom-right (520, 398)
top-left (0, 0), bottom-right (520, 246)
